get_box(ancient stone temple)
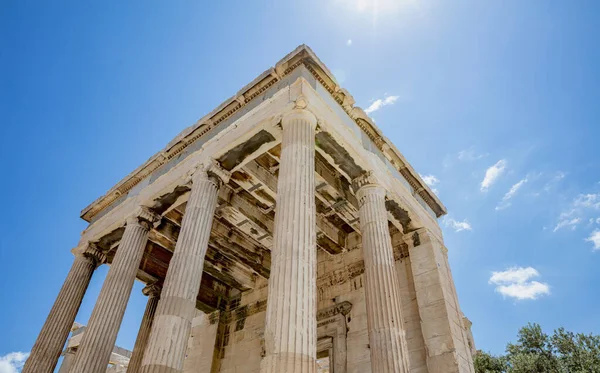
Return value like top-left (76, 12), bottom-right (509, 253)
top-left (23, 45), bottom-right (475, 373)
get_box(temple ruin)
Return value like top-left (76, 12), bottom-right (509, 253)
top-left (23, 45), bottom-right (475, 373)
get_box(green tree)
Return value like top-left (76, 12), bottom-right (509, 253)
top-left (473, 323), bottom-right (600, 373)
top-left (551, 327), bottom-right (600, 373)
top-left (506, 323), bottom-right (559, 373)
top-left (473, 350), bottom-right (507, 373)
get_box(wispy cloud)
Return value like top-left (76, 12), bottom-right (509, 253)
top-left (586, 230), bottom-right (600, 251)
top-left (574, 193), bottom-right (600, 209)
top-left (543, 171), bottom-right (566, 192)
top-left (443, 147), bottom-right (488, 168)
top-left (0, 352), bottom-right (29, 373)
top-left (496, 177), bottom-right (528, 210)
top-left (489, 267), bottom-right (550, 300)
top-left (553, 216), bottom-right (582, 232)
top-left (554, 193), bottom-right (600, 232)
top-left (444, 217), bottom-right (472, 232)
top-left (364, 95), bottom-right (399, 114)
top-left (346, 39), bottom-right (352, 46)
top-left (419, 174), bottom-right (439, 195)
top-left (458, 147), bottom-right (488, 161)
top-left (481, 160), bottom-right (507, 192)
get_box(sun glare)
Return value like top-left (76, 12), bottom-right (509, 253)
top-left (339, 0), bottom-right (415, 14)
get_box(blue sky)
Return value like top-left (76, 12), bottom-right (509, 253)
top-left (1, 0), bottom-right (599, 370)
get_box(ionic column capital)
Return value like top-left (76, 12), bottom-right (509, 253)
top-left (80, 243), bottom-right (106, 268)
top-left (141, 283), bottom-right (161, 299)
top-left (281, 105), bottom-right (317, 130)
top-left (126, 206), bottom-right (161, 230)
top-left (352, 171), bottom-right (385, 204)
top-left (189, 159), bottom-right (231, 187)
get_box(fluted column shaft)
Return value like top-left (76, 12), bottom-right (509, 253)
top-left (141, 164), bottom-right (226, 373)
top-left (23, 247), bottom-right (103, 373)
top-left (70, 208), bottom-right (158, 373)
top-left (261, 108), bottom-right (317, 373)
top-left (127, 285), bottom-right (161, 373)
top-left (356, 183), bottom-right (409, 373)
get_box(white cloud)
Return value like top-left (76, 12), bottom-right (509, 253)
top-left (553, 216), bottom-right (582, 232)
top-left (489, 267), bottom-right (550, 300)
top-left (585, 230), bottom-right (600, 251)
top-left (346, 39), bottom-right (352, 46)
top-left (0, 352), bottom-right (29, 373)
top-left (481, 160), bottom-right (507, 192)
top-left (554, 193), bottom-right (600, 232)
top-left (444, 217), bottom-right (472, 232)
top-left (574, 193), bottom-right (600, 209)
top-left (364, 95), bottom-right (399, 114)
top-left (543, 171), bottom-right (565, 192)
top-left (496, 177), bottom-right (528, 210)
top-left (458, 147), bottom-right (488, 161)
top-left (490, 267), bottom-right (538, 284)
top-left (419, 174), bottom-right (439, 195)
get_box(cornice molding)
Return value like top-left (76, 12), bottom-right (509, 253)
top-left (80, 44), bottom-right (445, 223)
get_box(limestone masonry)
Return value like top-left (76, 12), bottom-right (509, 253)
top-left (57, 323), bottom-right (132, 373)
top-left (23, 45), bottom-right (476, 373)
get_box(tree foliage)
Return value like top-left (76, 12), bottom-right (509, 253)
top-left (474, 323), bottom-right (600, 373)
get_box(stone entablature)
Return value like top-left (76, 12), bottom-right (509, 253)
top-left (80, 45), bottom-right (445, 225)
top-left (76, 72), bottom-right (443, 257)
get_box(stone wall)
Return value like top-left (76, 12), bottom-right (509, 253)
top-left (183, 311), bottom-right (219, 373)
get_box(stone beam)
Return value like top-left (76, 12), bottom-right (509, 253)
top-left (236, 157), bottom-right (347, 253)
top-left (210, 218), bottom-right (271, 279)
top-left (268, 147), bottom-right (360, 232)
top-left (151, 200), bottom-right (265, 289)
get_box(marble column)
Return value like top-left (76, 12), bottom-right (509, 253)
top-left (354, 172), bottom-right (409, 373)
top-left (261, 106), bottom-right (318, 373)
top-left (69, 207), bottom-right (160, 373)
top-left (22, 245), bottom-right (104, 373)
top-left (127, 284), bottom-right (161, 373)
top-left (140, 161), bottom-right (229, 373)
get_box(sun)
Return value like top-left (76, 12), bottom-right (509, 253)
top-left (338, 0), bottom-right (415, 15)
